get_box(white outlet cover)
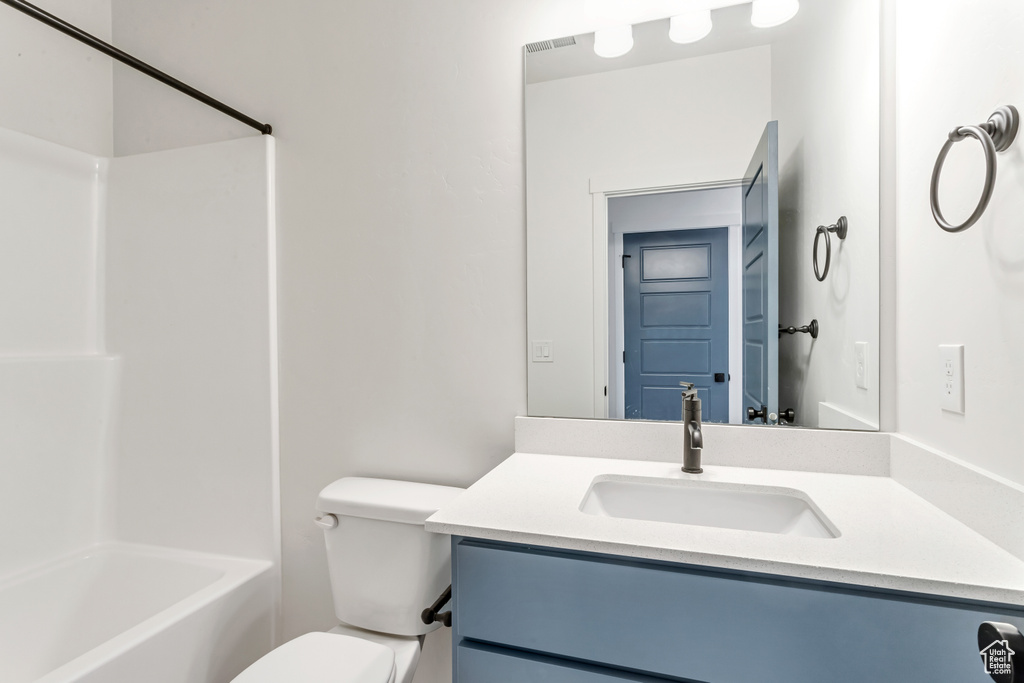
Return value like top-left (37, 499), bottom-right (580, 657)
top-left (939, 344), bottom-right (964, 414)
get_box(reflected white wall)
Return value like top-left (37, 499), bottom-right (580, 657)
top-left (526, 46), bottom-right (772, 418)
top-left (774, 0), bottom-right (880, 429)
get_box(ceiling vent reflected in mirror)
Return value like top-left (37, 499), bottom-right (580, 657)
top-left (525, 36), bottom-right (578, 54)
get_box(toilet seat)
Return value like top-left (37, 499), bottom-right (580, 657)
top-left (328, 624), bottom-right (422, 683)
top-left (231, 632), bottom-right (396, 683)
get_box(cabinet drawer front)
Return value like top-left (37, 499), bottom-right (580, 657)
top-left (454, 539), bottom-right (1024, 683)
top-left (457, 642), bottom-right (685, 683)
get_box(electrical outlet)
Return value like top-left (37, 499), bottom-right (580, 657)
top-left (854, 342), bottom-right (869, 389)
top-left (939, 344), bottom-right (964, 414)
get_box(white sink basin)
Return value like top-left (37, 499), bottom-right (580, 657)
top-left (579, 475), bottom-right (838, 538)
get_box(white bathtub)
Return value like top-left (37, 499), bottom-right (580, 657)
top-left (0, 543), bottom-right (274, 683)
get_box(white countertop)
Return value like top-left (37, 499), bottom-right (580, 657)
top-left (426, 452), bottom-right (1024, 605)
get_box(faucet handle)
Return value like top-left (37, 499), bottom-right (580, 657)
top-left (679, 382), bottom-right (698, 399)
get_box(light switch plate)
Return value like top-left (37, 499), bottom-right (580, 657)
top-left (939, 344), bottom-right (964, 414)
top-left (854, 342), bottom-right (869, 389)
top-left (532, 340), bottom-right (554, 363)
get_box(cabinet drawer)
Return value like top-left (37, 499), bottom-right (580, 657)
top-left (454, 539), bottom-right (1024, 683)
top-left (457, 642), bottom-right (686, 683)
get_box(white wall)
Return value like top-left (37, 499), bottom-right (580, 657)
top-left (526, 46), bottom-right (772, 418)
top-left (106, 3), bottom-right (562, 680)
top-left (105, 137), bottom-right (279, 563)
top-left (96, 3), bottom-right (1024, 683)
top-left (894, 0), bottom-right (1024, 486)
top-left (773, 0), bottom-right (880, 429)
top-left (0, 0), bottom-right (112, 156)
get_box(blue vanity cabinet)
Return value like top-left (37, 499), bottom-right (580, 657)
top-left (451, 537), bottom-right (1024, 683)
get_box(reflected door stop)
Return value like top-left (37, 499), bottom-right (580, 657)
top-left (779, 319), bottom-right (819, 339)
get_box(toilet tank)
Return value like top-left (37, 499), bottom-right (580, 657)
top-left (316, 477), bottom-right (464, 636)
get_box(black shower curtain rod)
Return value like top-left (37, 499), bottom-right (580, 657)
top-left (1, 0), bottom-right (273, 135)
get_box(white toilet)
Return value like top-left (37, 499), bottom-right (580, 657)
top-left (232, 477), bottom-right (464, 683)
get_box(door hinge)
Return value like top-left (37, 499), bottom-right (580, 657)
top-left (604, 386), bottom-right (608, 397)
top-left (623, 351), bottom-right (626, 363)
top-left (622, 254), bottom-right (631, 268)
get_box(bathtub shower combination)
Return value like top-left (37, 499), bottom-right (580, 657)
top-left (0, 4), bottom-right (282, 679)
top-left (0, 123), bottom-right (279, 683)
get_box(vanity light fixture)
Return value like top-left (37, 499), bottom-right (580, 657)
top-left (669, 10), bottom-right (714, 45)
top-left (594, 24), bottom-right (634, 58)
top-left (590, 0), bottom-right (799, 57)
top-left (750, 0), bottom-right (800, 28)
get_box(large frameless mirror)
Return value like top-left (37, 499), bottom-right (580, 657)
top-left (525, 0), bottom-right (880, 430)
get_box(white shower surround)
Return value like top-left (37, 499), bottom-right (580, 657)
top-left (0, 127), bottom-right (280, 681)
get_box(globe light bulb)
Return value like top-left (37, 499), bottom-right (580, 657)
top-left (594, 24), bottom-right (633, 58)
top-left (669, 10), bottom-right (713, 44)
top-left (751, 0), bottom-right (799, 28)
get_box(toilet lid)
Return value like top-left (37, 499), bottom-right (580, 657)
top-left (232, 632), bottom-right (395, 683)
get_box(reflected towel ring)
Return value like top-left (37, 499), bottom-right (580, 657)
top-left (930, 105), bottom-right (1019, 233)
top-left (813, 216), bottom-right (848, 282)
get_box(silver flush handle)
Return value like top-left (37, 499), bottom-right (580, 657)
top-left (313, 514), bottom-right (338, 530)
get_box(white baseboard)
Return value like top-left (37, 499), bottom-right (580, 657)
top-left (818, 402), bottom-right (879, 431)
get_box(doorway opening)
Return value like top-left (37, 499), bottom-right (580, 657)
top-left (606, 186), bottom-right (744, 422)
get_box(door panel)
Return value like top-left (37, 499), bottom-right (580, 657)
top-left (624, 228), bottom-right (729, 422)
top-left (641, 340), bottom-right (710, 373)
top-left (741, 121), bottom-right (779, 423)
